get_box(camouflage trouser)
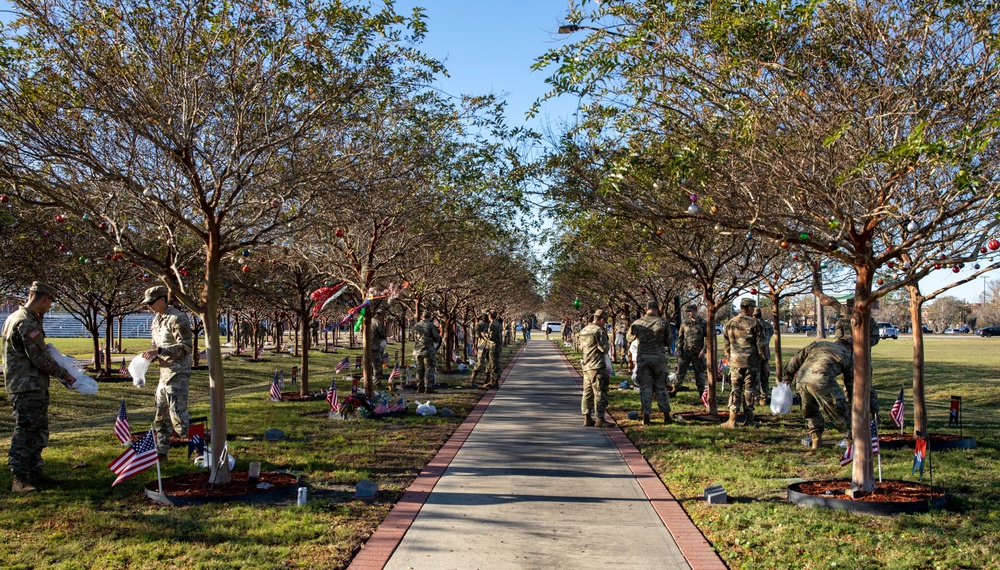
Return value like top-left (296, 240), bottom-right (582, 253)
top-left (581, 368), bottom-right (610, 417)
top-left (728, 365), bottom-right (759, 414)
top-left (472, 345), bottom-right (493, 381)
top-left (8, 389), bottom-right (49, 476)
top-left (490, 346), bottom-right (502, 382)
top-left (636, 355), bottom-right (670, 415)
top-left (758, 361), bottom-right (771, 399)
top-left (415, 354), bottom-right (436, 389)
top-left (674, 350), bottom-right (707, 392)
top-left (370, 348), bottom-right (384, 379)
top-left (799, 381), bottom-right (851, 436)
top-left (154, 376), bottom-right (190, 455)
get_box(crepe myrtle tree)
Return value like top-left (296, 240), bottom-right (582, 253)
top-left (0, 0), bottom-right (440, 484)
top-left (539, 0), bottom-right (1000, 494)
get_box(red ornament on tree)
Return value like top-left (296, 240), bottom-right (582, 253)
top-left (58, 244), bottom-right (67, 252)
top-left (55, 214), bottom-right (66, 223)
top-left (779, 240), bottom-right (789, 249)
top-left (242, 265), bottom-right (251, 273)
top-left (0, 195), bottom-right (8, 204)
top-left (934, 263), bottom-right (942, 270)
top-left (953, 266), bottom-right (960, 273)
top-left (335, 230), bottom-right (344, 238)
top-left (750, 287), bottom-right (757, 295)
top-left (989, 239), bottom-right (1000, 251)
top-left (877, 278), bottom-right (884, 285)
top-left (981, 247), bottom-right (988, 254)
top-left (98, 222), bottom-right (108, 231)
top-left (887, 261), bottom-right (895, 269)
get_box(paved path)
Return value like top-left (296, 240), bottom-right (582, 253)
top-left (351, 339), bottom-right (724, 570)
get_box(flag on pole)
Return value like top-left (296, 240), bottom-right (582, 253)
top-left (108, 429), bottom-right (158, 486)
top-left (949, 396), bottom-right (961, 426)
top-left (326, 378), bottom-right (340, 412)
top-left (118, 357), bottom-right (127, 376)
top-left (840, 419), bottom-right (880, 466)
top-left (913, 437), bottom-right (928, 479)
top-left (387, 364), bottom-right (400, 385)
top-left (701, 386), bottom-right (710, 410)
top-left (890, 388), bottom-right (905, 428)
top-left (354, 356), bottom-right (362, 370)
top-left (113, 399), bottom-right (130, 444)
top-left (187, 424), bottom-right (205, 459)
top-left (334, 357), bottom-right (350, 373)
top-left (269, 371), bottom-right (283, 401)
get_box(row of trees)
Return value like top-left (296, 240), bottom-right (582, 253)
top-left (537, 0), bottom-right (1000, 493)
top-left (0, 0), bottom-right (539, 484)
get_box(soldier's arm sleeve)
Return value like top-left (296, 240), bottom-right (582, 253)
top-left (598, 329), bottom-right (610, 354)
top-left (676, 323), bottom-right (685, 348)
top-left (869, 318), bottom-right (880, 347)
top-left (833, 319), bottom-right (845, 340)
top-left (159, 314), bottom-right (194, 361)
top-left (21, 324), bottom-right (69, 380)
top-left (783, 343), bottom-right (810, 379)
top-left (722, 322), bottom-right (732, 355)
top-left (842, 355), bottom-right (855, 398)
top-left (432, 325), bottom-right (442, 345)
top-left (626, 323), bottom-right (636, 345)
top-left (756, 323), bottom-right (770, 362)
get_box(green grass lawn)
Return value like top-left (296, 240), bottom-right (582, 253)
top-left (567, 334), bottom-right (1000, 570)
top-left (0, 338), bottom-right (521, 570)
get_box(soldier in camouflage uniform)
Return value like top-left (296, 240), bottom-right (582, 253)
top-left (412, 312), bottom-right (441, 393)
top-left (722, 298), bottom-right (769, 428)
top-left (2, 282), bottom-right (78, 493)
top-left (579, 309), bottom-right (611, 427)
top-left (627, 300), bottom-right (673, 425)
top-left (140, 286), bottom-right (194, 460)
top-left (833, 298), bottom-right (880, 415)
top-left (488, 311), bottom-right (504, 388)
top-left (470, 314), bottom-right (493, 387)
top-left (370, 311), bottom-right (387, 383)
top-left (784, 338), bottom-right (854, 452)
top-left (754, 308), bottom-right (775, 405)
top-left (669, 304), bottom-right (707, 396)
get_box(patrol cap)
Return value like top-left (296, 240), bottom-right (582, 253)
top-left (29, 281), bottom-right (59, 300)
top-left (686, 304), bottom-right (698, 312)
top-left (421, 311), bottom-right (433, 320)
top-left (143, 285), bottom-right (168, 304)
top-left (740, 298), bottom-right (756, 308)
top-left (845, 298), bottom-right (855, 307)
top-left (593, 309), bottom-right (606, 319)
top-left (646, 300), bottom-right (659, 310)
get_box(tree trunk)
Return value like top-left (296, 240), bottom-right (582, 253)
top-left (192, 316), bottom-right (201, 367)
top-left (850, 267), bottom-right (876, 494)
top-left (399, 315), bottom-right (408, 370)
top-left (104, 310), bottom-right (114, 374)
top-left (91, 326), bottom-right (102, 374)
top-left (299, 311), bottom-right (311, 396)
top-left (203, 236), bottom-right (230, 485)
top-left (117, 315), bottom-right (124, 355)
top-left (771, 294), bottom-right (784, 383)
top-left (362, 310), bottom-right (375, 396)
top-left (705, 299), bottom-right (719, 414)
top-left (907, 284), bottom-right (928, 438)
top-left (443, 315), bottom-right (454, 372)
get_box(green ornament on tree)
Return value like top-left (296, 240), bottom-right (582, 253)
top-left (573, 298), bottom-right (581, 310)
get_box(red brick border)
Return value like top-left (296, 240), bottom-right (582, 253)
top-left (347, 344), bottom-right (526, 570)
top-left (559, 349), bottom-right (727, 570)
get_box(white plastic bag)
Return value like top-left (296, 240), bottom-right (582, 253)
top-left (604, 353), bottom-right (614, 377)
top-left (770, 382), bottom-right (793, 415)
top-left (415, 400), bottom-right (437, 416)
top-left (128, 356), bottom-right (152, 388)
top-left (46, 344), bottom-right (99, 395)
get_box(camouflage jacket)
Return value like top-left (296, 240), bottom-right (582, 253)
top-left (412, 319), bottom-right (441, 356)
top-left (627, 314), bottom-right (671, 360)
top-left (476, 321), bottom-right (493, 348)
top-left (2, 307), bottom-right (69, 394)
top-left (676, 316), bottom-right (707, 354)
top-left (489, 319), bottom-right (503, 347)
top-left (758, 318), bottom-right (775, 344)
top-left (723, 314), bottom-right (768, 368)
top-left (833, 315), bottom-right (879, 348)
top-left (578, 323), bottom-right (610, 371)
top-left (150, 306), bottom-right (194, 382)
top-left (784, 340), bottom-right (853, 388)
top-left (371, 320), bottom-right (387, 344)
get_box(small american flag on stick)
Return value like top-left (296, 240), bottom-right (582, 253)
top-left (334, 357), bottom-right (350, 373)
top-left (840, 419), bottom-right (880, 466)
top-left (326, 378), bottom-right (340, 412)
top-left (701, 386), bottom-right (710, 410)
top-left (118, 357), bottom-right (127, 376)
top-left (890, 388), bottom-right (905, 429)
top-left (373, 400), bottom-right (389, 415)
top-left (269, 371), bottom-right (283, 401)
top-left (109, 429), bottom-right (158, 486)
top-left (113, 399), bottom-right (130, 444)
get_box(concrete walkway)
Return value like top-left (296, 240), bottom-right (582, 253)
top-left (350, 339), bottom-right (725, 570)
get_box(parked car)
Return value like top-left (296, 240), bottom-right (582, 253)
top-left (877, 322), bottom-right (899, 340)
top-left (943, 328), bottom-right (959, 334)
top-left (715, 324), bottom-right (724, 335)
top-left (977, 326), bottom-right (1000, 338)
top-left (920, 325), bottom-right (933, 334)
top-left (542, 321), bottom-right (562, 333)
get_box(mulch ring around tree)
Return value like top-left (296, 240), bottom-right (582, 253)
top-left (878, 432), bottom-right (977, 451)
top-left (277, 391), bottom-right (326, 402)
top-left (145, 471), bottom-right (299, 506)
top-left (671, 411), bottom-right (758, 424)
top-left (788, 479), bottom-right (945, 515)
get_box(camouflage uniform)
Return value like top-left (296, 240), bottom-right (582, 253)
top-left (412, 317), bottom-right (441, 392)
top-left (370, 316), bottom-right (387, 380)
top-left (2, 301), bottom-right (70, 482)
top-left (784, 340), bottom-right (853, 440)
top-left (150, 304), bottom-right (194, 456)
top-left (471, 316), bottom-right (493, 384)
top-left (627, 308), bottom-right (672, 421)
top-left (672, 308), bottom-right (707, 393)
top-left (579, 317), bottom-right (610, 424)
top-left (489, 316), bottom-right (503, 386)
top-left (833, 306), bottom-right (880, 415)
top-left (756, 313), bottom-right (775, 400)
top-left (723, 302), bottom-right (768, 420)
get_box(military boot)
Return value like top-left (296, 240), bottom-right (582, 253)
top-left (594, 416), bottom-right (606, 428)
top-left (642, 414), bottom-right (651, 426)
top-left (722, 411), bottom-right (738, 429)
top-left (30, 470), bottom-right (64, 486)
top-left (744, 410), bottom-right (755, 427)
top-left (11, 475), bottom-right (37, 493)
top-left (807, 430), bottom-right (823, 455)
top-left (667, 384), bottom-right (679, 396)
top-left (583, 413), bottom-right (595, 427)
top-left (663, 413), bottom-right (674, 425)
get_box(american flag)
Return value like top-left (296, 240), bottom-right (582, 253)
top-left (840, 419), bottom-right (880, 466)
top-left (387, 364), bottom-right (400, 385)
top-left (109, 428), bottom-right (158, 486)
top-left (269, 372), bottom-right (283, 401)
top-left (701, 386), bottom-right (711, 410)
top-left (389, 395), bottom-right (405, 412)
top-left (113, 399), bottom-right (130, 444)
top-left (326, 378), bottom-right (340, 412)
top-left (890, 388), bottom-right (905, 428)
top-left (334, 357), bottom-right (350, 373)
top-left (354, 356), bottom-right (362, 370)
top-left (118, 357), bottom-right (127, 376)
top-left (373, 399), bottom-right (389, 415)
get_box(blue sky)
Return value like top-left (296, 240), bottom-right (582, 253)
top-left (2, 0), bottom-right (996, 302)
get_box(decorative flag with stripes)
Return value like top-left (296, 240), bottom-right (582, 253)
top-left (913, 437), bottom-right (927, 479)
top-left (840, 419), bottom-right (880, 466)
top-left (187, 424), bottom-right (205, 459)
top-left (334, 357), bottom-right (350, 373)
top-left (890, 388), bottom-right (905, 428)
top-left (389, 395), bottom-right (405, 412)
top-left (118, 357), bottom-right (127, 376)
top-left (373, 400), bottom-right (389, 415)
top-left (701, 386), bottom-right (711, 410)
top-left (387, 364), bottom-right (400, 386)
top-left (269, 371), bottom-right (283, 401)
top-left (113, 399), bottom-right (130, 444)
top-left (109, 428), bottom-right (158, 486)
top-left (949, 396), bottom-right (961, 426)
top-left (326, 378), bottom-right (340, 412)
